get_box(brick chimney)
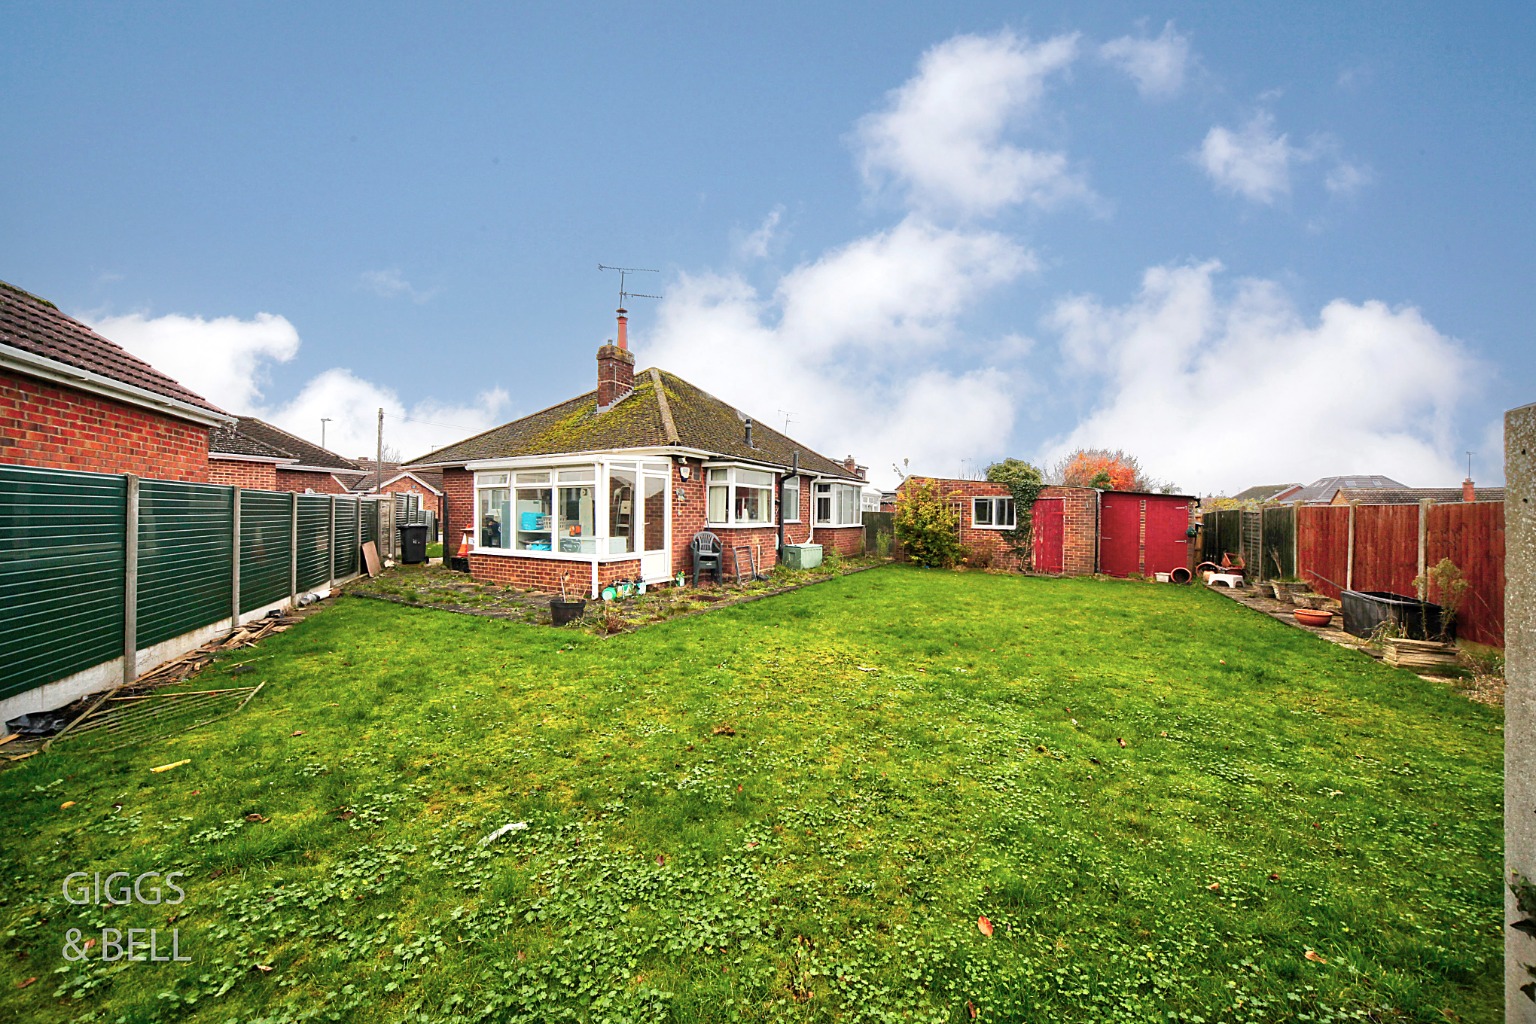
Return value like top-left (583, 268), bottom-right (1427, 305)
top-left (596, 307), bottom-right (635, 412)
top-left (843, 455), bottom-right (867, 481)
top-left (1463, 476), bottom-right (1476, 502)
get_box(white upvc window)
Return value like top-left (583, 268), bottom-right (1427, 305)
top-left (782, 475), bottom-right (801, 523)
top-left (475, 463), bottom-right (601, 554)
top-left (814, 482), bottom-right (862, 527)
top-left (972, 496), bottom-right (1016, 530)
top-left (707, 466), bottom-right (775, 527)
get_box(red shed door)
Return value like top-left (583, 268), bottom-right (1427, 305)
top-left (1143, 496), bottom-right (1191, 577)
top-left (1031, 498), bottom-right (1064, 574)
top-left (1099, 492), bottom-right (1141, 577)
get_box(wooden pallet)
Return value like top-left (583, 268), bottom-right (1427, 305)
top-left (1382, 637), bottom-right (1460, 671)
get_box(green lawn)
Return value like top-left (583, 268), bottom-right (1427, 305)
top-left (0, 566), bottom-right (1502, 1023)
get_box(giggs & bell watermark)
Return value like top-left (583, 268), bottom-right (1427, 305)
top-left (61, 871), bottom-right (190, 963)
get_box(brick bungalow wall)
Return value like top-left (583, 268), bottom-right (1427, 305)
top-left (901, 477), bottom-right (1098, 576)
top-left (274, 467), bottom-right (348, 494)
top-left (0, 370), bottom-right (210, 482)
top-left (208, 458), bottom-right (279, 490)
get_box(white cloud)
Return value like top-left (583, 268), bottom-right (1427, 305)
top-left (643, 215), bottom-right (1035, 487)
top-left (734, 206), bottom-right (785, 261)
top-left (1040, 261), bottom-right (1478, 494)
top-left (90, 309), bottom-right (508, 460)
top-left (854, 29), bottom-right (1092, 217)
top-left (1196, 112), bottom-right (1296, 204)
top-left (90, 311), bottom-right (301, 412)
top-left (359, 268), bottom-right (439, 303)
top-left (1100, 22), bottom-right (1190, 99)
top-left (1324, 158), bottom-right (1373, 196)
top-left (263, 369), bottom-right (510, 462)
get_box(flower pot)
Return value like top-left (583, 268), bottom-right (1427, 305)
top-left (550, 598), bottom-right (587, 626)
top-left (1293, 608), bottom-right (1332, 628)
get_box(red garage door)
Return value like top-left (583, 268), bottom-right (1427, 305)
top-left (1100, 493), bottom-right (1140, 577)
top-left (1143, 496), bottom-right (1191, 576)
top-left (1032, 498), bottom-right (1064, 574)
top-left (1099, 493), bottom-right (1193, 577)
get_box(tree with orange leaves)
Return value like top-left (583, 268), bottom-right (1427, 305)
top-left (1051, 448), bottom-right (1174, 492)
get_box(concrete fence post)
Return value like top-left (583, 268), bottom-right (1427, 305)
top-left (1417, 497), bottom-right (1432, 598)
top-left (328, 495), bottom-right (337, 585)
top-left (354, 498), bottom-right (362, 577)
top-left (122, 475), bottom-right (139, 687)
top-left (289, 491), bottom-right (299, 610)
top-left (1505, 401), bottom-right (1536, 1021)
top-left (230, 487), bottom-right (242, 627)
top-left (1345, 500), bottom-right (1358, 592)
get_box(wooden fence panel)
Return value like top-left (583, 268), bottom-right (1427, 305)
top-left (1350, 504), bottom-right (1419, 596)
top-left (1297, 505), bottom-right (1350, 597)
top-left (1427, 501), bottom-right (1505, 647)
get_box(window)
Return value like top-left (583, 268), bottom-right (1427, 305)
top-left (814, 482), bottom-right (862, 527)
top-left (972, 496), bottom-right (1015, 530)
top-left (706, 466), bottom-right (774, 526)
top-left (782, 476), bottom-right (800, 523)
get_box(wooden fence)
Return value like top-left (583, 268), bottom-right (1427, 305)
top-left (1291, 501), bottom-right (1504, 647)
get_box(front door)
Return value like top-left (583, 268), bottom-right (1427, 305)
top-left (639, 466), bottom-right (671, 582)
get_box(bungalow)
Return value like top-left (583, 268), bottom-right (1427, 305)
top-left (209, 415), bottom-right (365, 494)
top-left (403, 314), bottom-right (866, 595)
top-left (1, 278), bottom-right (231, 480)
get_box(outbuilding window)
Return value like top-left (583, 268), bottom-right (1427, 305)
top-left (972, 496), bottom-right (1016, 530)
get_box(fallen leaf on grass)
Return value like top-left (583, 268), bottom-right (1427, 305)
top-left (1117, 738), bottom-right (1127, 748)
top-left (711, 725), bottom-right (736, 736)
top-left (977, 915), bottom-right (993, 937)
top-left (291, 730), bottom-right (305, 737)
top-left (253, 963), bottom-right (274, 973)
top-left (16, 976), bottom-right (36, 989)
top-left (245, 813), bottom-right (269, 823)
top-left (967, 1000), bottom-right (979, 1018)
top-left (1269, 872), bottom-right (1281, 882)
top-left (656, 854), bottom-right (666, 866)
top-left (1206, 882), bottom-right (1222, 892)
top-left (59, 801), bottom-right (75, 810)
top-left (1305, 950), bottom-right (1327, 964)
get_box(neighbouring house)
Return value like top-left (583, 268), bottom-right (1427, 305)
top-left (1224, 482), bottom-right (1303, 505)
top-left (897, 477), bottom-right (1198, 578)
top-left (211, 416), bottom-right (365, 494)
top-left (1330, 482), bottom-right (1505, 505)
top-left (401, 312), bottom-right (867, 595)
top-left (1, 279), bottom-right (231, 480)
top-left (349, 459), bottom-right (445, 536)
top-left (207, 422), bottom-right (297, 489)
top-left (1281, 475), bottom-right (1409, 505)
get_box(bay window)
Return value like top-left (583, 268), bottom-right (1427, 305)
top-left (707, 466), bottom-right (774, 526)
top-left (814, 482), bottom-right (862, 527)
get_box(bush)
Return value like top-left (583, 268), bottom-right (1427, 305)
top-left (893, 480), bottom-right (965, 568)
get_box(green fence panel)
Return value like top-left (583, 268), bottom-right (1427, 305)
top-left (332, 498), bottom-right (359, 577)
top-left (0, 466), bottom-right (126, 701)
top-left (362, 499), bottom-right (378, 549)
top-left (240, 489), bottom-right (293, 613)
top-left (297, 495), bottom-right (331, 590)
top-left (137, 480), bottom-right (234, 649)
top-left (1260, 505), bottom-right (1296, 581)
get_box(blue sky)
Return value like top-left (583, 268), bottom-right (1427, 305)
top-left (2, 2), bottom-right (1530, 491)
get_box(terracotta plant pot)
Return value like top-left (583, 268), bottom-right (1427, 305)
top-left (1293, 608), bottom-right (1332, 628)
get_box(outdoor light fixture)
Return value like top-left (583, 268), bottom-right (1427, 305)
top-left (677, 464), bottom-right (691, 480)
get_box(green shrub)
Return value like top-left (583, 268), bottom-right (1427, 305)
top-left (893, 479), bottom-right (964, 568)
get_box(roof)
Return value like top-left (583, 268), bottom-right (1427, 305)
top-left (1230, 483), bottom-right (1301, 503)
top-left (348, 460), bottom-right (444, 493)
top-left (231, 417), bottom-right (362, 472)
top-left (404, 367), bottom-right (859, 479)
top-left (1335, 486), bottom-right (1506, 505)
top-left (208, 423), bottom-right (294, 461)
top-left (1283, 474), bottom-right (1410, 504)
top-left (0, 278), bottom-right (226, 418)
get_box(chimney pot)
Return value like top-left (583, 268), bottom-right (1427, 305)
top-left (616, 307), bottom-right (629, 351)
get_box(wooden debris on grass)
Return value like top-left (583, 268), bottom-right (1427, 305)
top-left (1382, 637), bottom-right (1461, 672)
top-left (133, 617), bottom-right (298, 688)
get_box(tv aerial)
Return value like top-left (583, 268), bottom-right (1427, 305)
top-left (598, 264), bottom-right (663, 307)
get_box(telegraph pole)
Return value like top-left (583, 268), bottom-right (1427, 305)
top-left (376, 408), bottom-right (384, 493)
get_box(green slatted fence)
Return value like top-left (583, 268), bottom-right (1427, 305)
top-left (136, 481), bottom-right (234, 648)
top-left (0, 469), bottom-right (372, 712)
top-left (240, 490), bottom-right (293, 613)
top-left (297, 495), bottom-right (332, 590)
top-left (0, 466), bottom-right (127, 702)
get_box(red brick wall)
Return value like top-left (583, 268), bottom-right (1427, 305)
top-left (468, 551), bottom-right (642, 594)
top-left (274, 468), bottom-right (348, 494)
top-left (443, 467), bottom-right (474, 557)
top-left (899, 477), bottom-right (1098, 575)
top-left (0, 370), bottom-right (211, 482)
top-left (208, 458), bottom-right (279, 490)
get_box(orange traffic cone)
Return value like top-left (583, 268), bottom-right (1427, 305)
top-left (457, 527), bottom-right (474, 559)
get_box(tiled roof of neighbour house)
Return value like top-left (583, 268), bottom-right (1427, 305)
top-left (208, 423), bottom-right (295, 462)
top-left (347, 460), bottom-right (445, 493)
top-left (1282, 475), bottom-right (1410, 504)
top-left (232, 417), bottom-right (362, 472)
top-left (1335, 486), bottom-right (1507, 504)
top-left (404, 368), bottom-right (860, 480)
top-left (1230, 483), bottom-right (1301, 502)
top-left (0, 278), bottom-right (227, 418)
